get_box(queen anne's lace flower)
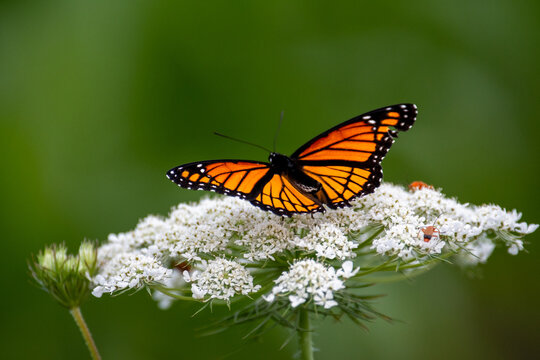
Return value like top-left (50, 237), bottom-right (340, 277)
top-left (91, 183), bottom-right (537, 305)
top-left (92, 253), bottom-right (172, 298)
top-left (264, 259), bottom-right (355, 309)
top-left (183, 258), bottom-right (260, 302)
top-left (234, 221), bottom-right (293, 261)
top-left (293, 224), bottom-right (358, 260)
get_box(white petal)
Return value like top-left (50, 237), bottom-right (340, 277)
top-left (289, 295), bottom-right (306, 308)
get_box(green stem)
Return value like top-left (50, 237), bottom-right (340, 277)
top-left (70, 307), bottom-right (102, 360)
top-left (298, 308), bottom-right (314, 360)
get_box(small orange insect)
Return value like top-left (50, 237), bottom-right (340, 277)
top-left (409, 181), bottom-right (434, 192)
top-left (418, 214), bottom-right (442, 243)
top-left (419, 225), bottom-right (440, 242)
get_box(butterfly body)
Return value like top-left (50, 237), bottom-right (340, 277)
top-left (167, 104), bottom-right (417, 216)
top-left (268, 152), bottom-right (326, 205)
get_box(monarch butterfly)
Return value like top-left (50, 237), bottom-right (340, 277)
top-left (167, 104), bottom-right (417, 216)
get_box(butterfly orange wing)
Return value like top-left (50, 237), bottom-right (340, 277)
top-left (292, 104), bottom-right (417, 208)
top-left (250, 173), bottom-right (323, 216)
top-left (167, 160), bottom-right (272, 200)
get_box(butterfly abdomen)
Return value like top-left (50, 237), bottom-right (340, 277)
top-left (269, 153), bottom-right (322, 194)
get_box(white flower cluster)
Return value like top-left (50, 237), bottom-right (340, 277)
top-left (292, 224), bottom-right (358, 260)
top-left (91, 183), bottom-right (537, 306)
top-left (359, 185), bottom-right (537, 262)
top-left (183, 258), bottom-right (261, 302)
top-left (92, 253), bottom-right (172, 298)
top-left (233, 221), bottom-right (292, 261)
top-left (263, 260), bottom-right (358, 309)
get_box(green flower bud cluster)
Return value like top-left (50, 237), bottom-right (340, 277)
top-left (29, 241), bottom-right (98, 308)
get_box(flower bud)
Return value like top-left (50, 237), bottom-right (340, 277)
top-left (65, 257), bottom-right (79, 273)
top-left (78, 241), bottom-right (98, 276)
top-left (29, 243), bottom-right (98, 308)
top-left (54, 245), bottom-right (68, 266)
top-left (37, 247), bottom-right (56, 270)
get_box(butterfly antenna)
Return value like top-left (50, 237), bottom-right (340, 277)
top-left (213, 132), bottom-right (272, 153)
top-left (273, 110), bottom-right (284, 152)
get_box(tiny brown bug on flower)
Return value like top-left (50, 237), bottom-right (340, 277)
top-left (419, 225), bottom-right (440, 242)
top-left (418, 214), bottom-right (442, 243)
top-left (409, 181), bottom-right (434, 192)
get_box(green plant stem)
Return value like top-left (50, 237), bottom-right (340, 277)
top-left (70, 307), bottom-right (102, 360)
top-left (298, 308), bottom-right (314, 360)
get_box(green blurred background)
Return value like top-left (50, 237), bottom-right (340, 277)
top-left (1, 1), bottom-right (539, 359)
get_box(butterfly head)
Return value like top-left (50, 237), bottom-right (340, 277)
top-left (269, 152), bottom-right (293, 171)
